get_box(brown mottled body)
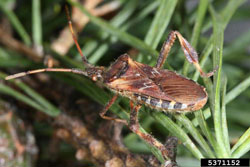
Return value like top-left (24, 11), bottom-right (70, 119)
top-left (104, 54), bottom-right (207, 113)
top-left (5, 13), bottom-right (216, 166)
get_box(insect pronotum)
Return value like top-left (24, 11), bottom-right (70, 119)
top-left (5, 6), bottom-right (216, 165)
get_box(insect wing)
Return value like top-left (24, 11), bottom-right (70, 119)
top-left (135, 62), bottom-right (207, 105)
top-left (150, 69), bottom-right (207, 105)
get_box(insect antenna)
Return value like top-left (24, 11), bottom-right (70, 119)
top-left (5, 6), bottom-right (96, 81)
top-left (65, 5), bottom-right (93, 68)
top-left (5, 68), bottom-right (88, 80)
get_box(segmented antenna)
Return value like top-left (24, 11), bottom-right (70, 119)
top-left (5, 68), bottom-right (88, 80)
top-left (5, 7), bottom-right (93, 81)
top-left (65, 6), bottom-right (92, 68)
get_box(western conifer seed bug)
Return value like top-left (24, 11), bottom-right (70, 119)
top-left (5, 7), bottom-right (216, 164)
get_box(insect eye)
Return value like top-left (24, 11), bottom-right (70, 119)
top-left (92, 75), bottom-right (97, 81)
top-left (92, 74), bottom-right (103, 81)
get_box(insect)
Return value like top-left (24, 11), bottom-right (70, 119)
top-left (5, 8), bottom-right (216, 164)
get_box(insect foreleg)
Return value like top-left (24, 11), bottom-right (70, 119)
top-left (99, 94), bottom-right (128, 125)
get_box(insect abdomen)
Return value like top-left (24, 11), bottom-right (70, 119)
top-left (133, 93), bottom-right (189, 112)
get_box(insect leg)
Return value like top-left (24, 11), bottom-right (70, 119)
top-left (156, 31), bottom-right (176, 68)
top-left (99, 94), bottom-right (128, 125)
top-left (156, 31), bottom-right (216, 77)
top-left (129, 101), bottom-right (175, 163)
top-left (174, 31), bottom-right (216, 77)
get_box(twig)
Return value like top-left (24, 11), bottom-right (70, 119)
top-left (54, 113), bottom-right (161, 167)
top-left (0, 27), bottom-right (42, 62)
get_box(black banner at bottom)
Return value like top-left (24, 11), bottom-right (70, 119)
top-left (201, 159), bottom-right (249, 167)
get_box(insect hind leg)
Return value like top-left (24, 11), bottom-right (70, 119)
top-left (174, 31), bottom-right (216, 77)
top-left (129, 101), bottom-right (177, 165)
top-left (156, 31), bottom-right (216, 77)
top-left (156, 31), bottom-right (176, 69)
